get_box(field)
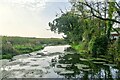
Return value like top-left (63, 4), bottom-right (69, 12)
top-left (1, 36), bottom-right (66, 59)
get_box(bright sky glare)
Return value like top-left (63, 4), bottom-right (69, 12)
top-left (0, 0), bottom-right (71, 38)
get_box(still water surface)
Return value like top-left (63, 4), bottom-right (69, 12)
top-left (0, 45), bottom-right (120, 79)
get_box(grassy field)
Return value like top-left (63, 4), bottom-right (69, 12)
top-left (1, 36), bottom-right (66, 59)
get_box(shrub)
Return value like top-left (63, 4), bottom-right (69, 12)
top-left (2, 54), bottom-right (13, 59)
top-left (108, 37), bottom-right (120, 64)
top-left (88, 35), bottom-right (108, 57)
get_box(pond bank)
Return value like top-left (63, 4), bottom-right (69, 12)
top-left (1, 36), bottom-right (67, 59)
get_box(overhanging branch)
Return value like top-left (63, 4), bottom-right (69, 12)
top-left (78, 1), bottom-right (120, 24)
top-left (92, 13), bottom-right (120, 24)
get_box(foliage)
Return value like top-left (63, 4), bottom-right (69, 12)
top-left (14, 45), bottom-right (44, 54)
top-left (2, 42), bottom-right (20, 56)
top-left (108, 37), bottom-right (120, 64)
top-left (49, 12), bottom-right (84, 44)
top-left (49, 0), bottom-right (120, 66)
top-left (2, 54), bottom-right (13, 59)
top-left (88, 35), bottom-right (108, 57)
top-left (1, 36), bottom-right (66, 59)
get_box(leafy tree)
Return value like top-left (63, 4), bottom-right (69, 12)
top-left (49, 12), bottom-right (84, 44)
top-left (49, 0), bottom-right (120, 60)
top-left (72, 0), bottom-right (120, 38)
top-left (70, 0), bottom-right (120, 55)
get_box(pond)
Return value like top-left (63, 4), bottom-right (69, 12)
top-left (0, 45), bottom-right (120, 79)
top-left (51, 52), bottom-right (120, 79)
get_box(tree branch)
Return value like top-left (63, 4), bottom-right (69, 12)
top-left (79, 1), bottom-right (120, 24)
top-left (112, 28), bottom-right (120, 35)
top-left (115, 2), bottom-right (120, 9)
top-left (92, 13), bottom-right (120, 24)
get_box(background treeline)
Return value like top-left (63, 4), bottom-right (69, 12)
top-left (1, 36), bottom-right (66, 59)
top-left (49, 0), bottom-right (120, 65)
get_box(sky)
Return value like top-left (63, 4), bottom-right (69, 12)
top-left (0, 0), bottom-right (71, 38)
top-left (0, 0), bottom-right (119, 38)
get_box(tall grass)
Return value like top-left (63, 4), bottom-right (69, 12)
top-left (1, 36), bottom-right (66, 59)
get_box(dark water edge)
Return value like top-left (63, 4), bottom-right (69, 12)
top-left (50, 47), bottom-right (120, 79)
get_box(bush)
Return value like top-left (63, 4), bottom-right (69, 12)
top-left (2, 54), bottom-right (13, 59)
top-left (88, 35), bottom-right (108, 57)
top-left (108, 37), bottom-right (120, 64)
top-left (33, 45), bottom-right (44, 51)
top-left (2, 43), bottom-right (19, 56)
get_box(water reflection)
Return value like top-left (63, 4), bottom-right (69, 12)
top-left (51, 52), bottom-right (120, 79)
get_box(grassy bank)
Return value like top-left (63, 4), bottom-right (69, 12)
top-left (1, 36), bottom-right (66, 59)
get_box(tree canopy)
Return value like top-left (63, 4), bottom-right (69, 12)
top-left (49, 0), bottom-right (120, 61)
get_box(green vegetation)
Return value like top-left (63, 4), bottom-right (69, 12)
top-left (1, 36), bottom-right (66, 59)
top-left (49, 0), bottom-right (120, 66)
top-left (51, 52), bottom-right (120, 79)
